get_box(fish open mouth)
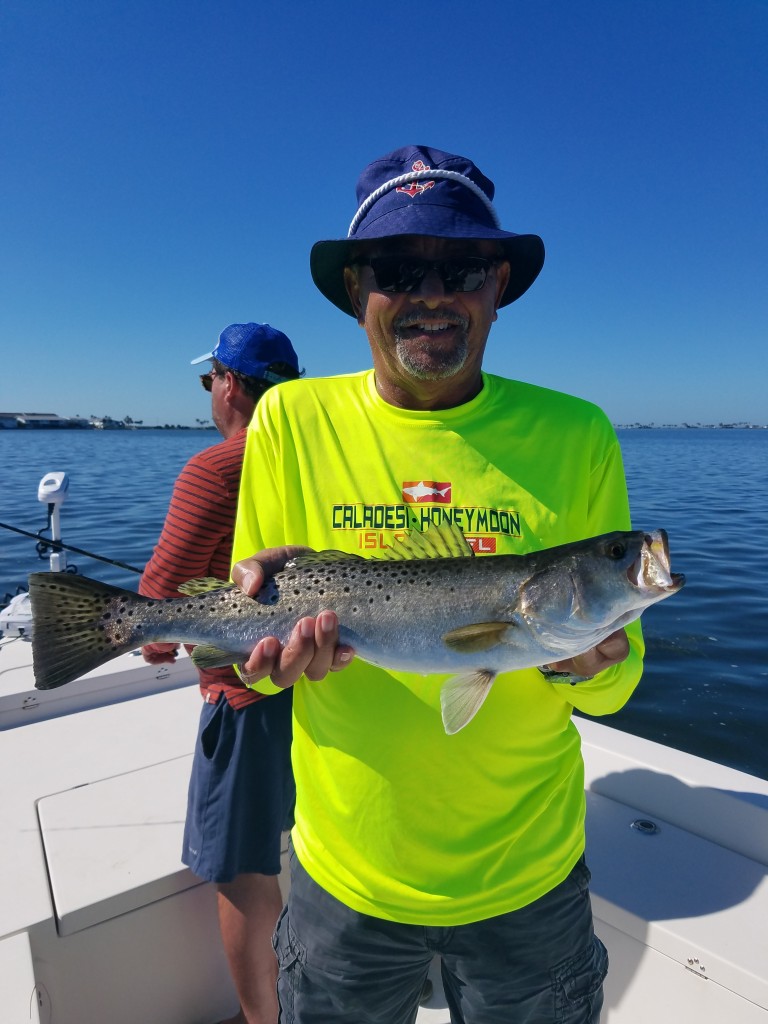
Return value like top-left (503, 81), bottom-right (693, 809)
top-left (627, 530), bottom-right (686, 593)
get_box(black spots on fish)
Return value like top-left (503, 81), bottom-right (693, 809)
top-left (111, 604), bottom-right (127, 626)
top-left (101, 601), bottom-right (126, 626)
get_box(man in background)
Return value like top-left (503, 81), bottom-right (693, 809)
top-left (140, 322), bottom-right (302, 1024)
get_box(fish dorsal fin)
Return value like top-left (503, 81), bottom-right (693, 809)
top-left (374, 521), bottom-right (474, 561)
top-left (442, 621), bottom-right (514, 653)
top-left (177, 577), bottom-right (232, 596)
top-left (440, 669), bottom-right (496, 734)
top-left (289, 550), bottom-right (366, 569)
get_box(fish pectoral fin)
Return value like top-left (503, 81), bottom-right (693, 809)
top-left (442, 621), bottom-right (513, 653)
top-left (190, 644), bottom-right (243, 669)
top-left (440, 670), bottom-right (496, 735)
top-left (177, 577), bottom-right (232, 596)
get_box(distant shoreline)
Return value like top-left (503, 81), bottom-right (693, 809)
top-left (614, 422), bottom-right (767, 430)
top-left (0, 422), bottom-right (218, 432)
top-left (2, 422), bottom-right (765, 432)
top-left (2, 409), bottom-right (767, 433)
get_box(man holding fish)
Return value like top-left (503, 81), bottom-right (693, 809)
top-left (229, 145), bottom-right (651, 1023)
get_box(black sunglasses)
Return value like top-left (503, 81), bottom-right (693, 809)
top-left (357, 256), bottom-right (494, 295)
top-left (199, 370), bottom-right (222, 392)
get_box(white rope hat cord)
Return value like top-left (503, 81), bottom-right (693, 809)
top-left (347, 169), bottom-right (501, 238)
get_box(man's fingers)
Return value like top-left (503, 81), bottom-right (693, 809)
top-left (273, 613), bottom-right (337, 685)
top-left (595, 628), bottom-right (630, 663)
top-left (331, 645), bottom-right (355, 672)
top-left (232, 545), bottom-right (312, 597)
top-left (141, 642), bottom-right (179, 665)
top-left (238, 611), bottom-right (355, 688)
top-left (239, 636), bottom-right (288, 687)
top-left (302, 611), bottom-right (341, 681)
top-left (548, 628), bottom-right (630, 677)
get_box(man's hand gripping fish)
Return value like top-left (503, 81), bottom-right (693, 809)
top-left (28, 522), bottom-right (684, 733)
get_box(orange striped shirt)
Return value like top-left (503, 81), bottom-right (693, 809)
top-left (139, 427), bottom-right (264, 708)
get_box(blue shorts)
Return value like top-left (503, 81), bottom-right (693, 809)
top-left (182, 688), bottom-right (294, 883)
top-left (274, 848), bottom-right (607, 1024)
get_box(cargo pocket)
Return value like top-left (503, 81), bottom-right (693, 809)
top-left (199, 695), bottom-right (231, 763)
top-left (273, 907), bottom-right (305, 1019)
top-left (553, 936), bottom-right (608, 1023)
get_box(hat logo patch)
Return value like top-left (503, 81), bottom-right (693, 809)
top-left (396, 160), bottom-right (435, 198)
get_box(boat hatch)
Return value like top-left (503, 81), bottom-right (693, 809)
top-left (586, 788), bottom-right (768, 1013)
top-left (36, 755), bottom-right (199, 936)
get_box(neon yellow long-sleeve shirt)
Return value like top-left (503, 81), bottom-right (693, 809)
top-left (232, 370), bottom-right (643, 924)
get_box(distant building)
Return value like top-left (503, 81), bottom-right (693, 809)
top-left (17, 413), bottom-right (69, 428)
top-left (0, 413), bottom-right (95, 429)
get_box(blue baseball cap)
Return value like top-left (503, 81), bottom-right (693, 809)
top-left (191, 322), bottom-right (300, 383)
top-left (310, 144), bottom-right (545, 317)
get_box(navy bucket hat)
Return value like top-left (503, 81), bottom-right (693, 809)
top-left (190, 323), bottom-right (300, 383)
top-left (310, 145), bottom-right (545, 317)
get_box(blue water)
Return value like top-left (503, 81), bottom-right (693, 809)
top-left (2, 427), bottom-right (767, 779)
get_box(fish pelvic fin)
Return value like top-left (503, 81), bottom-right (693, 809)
top-left (442, 621), bottom-right (514, 653)
top-left (190, 644), bottom-right (244, 669)
top-left (374, 520), bottom-right (474, 561)
top-left (440, 669), bottom-right (496, 735)
top-left (28, 572), bottom-right (141, 690)
top-left (177, 577), bottom-right (232, 596)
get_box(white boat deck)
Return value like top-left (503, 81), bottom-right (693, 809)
top-left (1, 631), bottom-right (767, 1022)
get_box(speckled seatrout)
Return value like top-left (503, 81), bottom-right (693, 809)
top-left (28, 523), bottom-right (684, 733)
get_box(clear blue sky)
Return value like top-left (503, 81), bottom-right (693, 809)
top-left (2, 0), bottom-right (766, 426)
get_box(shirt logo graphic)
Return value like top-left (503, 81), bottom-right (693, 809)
top-left (396, 160), bottom-right (435, 198)
top-left (402, 481), bottom-right (452, 503)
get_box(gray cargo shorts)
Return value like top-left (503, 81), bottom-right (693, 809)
top-left (273, 846), bottom-right (608, 1024)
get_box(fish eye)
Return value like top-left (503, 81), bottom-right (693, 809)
top-left (608, 541), bottom-right (627, 560)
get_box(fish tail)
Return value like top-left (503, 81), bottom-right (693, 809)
top-left (28, 572), bottom-right (144, 690)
